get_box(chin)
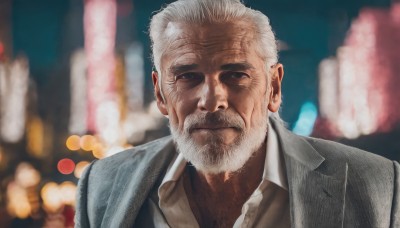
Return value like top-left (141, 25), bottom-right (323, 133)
top-left (170, 122), bottom-right (267, 174)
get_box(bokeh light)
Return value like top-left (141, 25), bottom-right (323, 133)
top-left (15, 162), bottom-right (41, 188)
top-left (0, 42), bottom-right (4, 54)
top-left (26, 116), bottom-right (44, 157)
top-left (6, 182), bottom-right (31, 219)
top-left (317, 5), bottom-right (400, 139)
top-left (57, 158), bottom-right (75, 175)
top-left (0, 57), bottom-right (29, 143)
top-left (92, 143), bottom-right (105, 159)
top-left (74, 161), bottom-right (90, 178)
top-left (41, 182), bottom-right (62, 213)
top-left (85, 0), bottom-right (117, 132)
top-left (66, 135), bottom-right (81, 151)
top-left (60, 181), bottom-right (77, 206)
top-left (0, 147), bottom-right (3, 163)
top-left (69, 49), bottom-right (88, 135)
top-left (80, 135), bottom-right (96, 151)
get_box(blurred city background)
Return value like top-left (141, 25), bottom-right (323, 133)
top-left (0, 0), bottom-right (399, 227)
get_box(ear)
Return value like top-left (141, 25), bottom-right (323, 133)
top-left (268, 63), bottom-right (284, 112)
top-left (152, 71), bottom-right (168, 116)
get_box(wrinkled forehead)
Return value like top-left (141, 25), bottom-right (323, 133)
top-left (160, 21), bottom-right (258, 71)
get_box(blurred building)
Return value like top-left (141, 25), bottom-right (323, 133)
top-left (317, 3), bottom-right (400, 139)
top-left (314, 3), bottom-right (400, 161)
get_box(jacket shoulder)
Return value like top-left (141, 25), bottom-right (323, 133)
top-left (90, 135), bottom-right (174, 175)
top-left (304, 136), bottom-right (393, 167)
top-left (302, 136), bottom-right (399, 226)
top-left (76, 135), bottom-right (175, 227)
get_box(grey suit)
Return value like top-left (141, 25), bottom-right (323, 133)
top-left (75, 119), bottom-right (400, 228)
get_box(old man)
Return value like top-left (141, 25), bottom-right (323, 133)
top-left (75, 0), bottom-right (399, 227)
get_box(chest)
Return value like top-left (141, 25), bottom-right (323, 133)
top-left (188, 191), bottom-right (247, 228)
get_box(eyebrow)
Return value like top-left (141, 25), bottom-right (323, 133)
top-left (169, 64), bottom-right (199, 75)
top-left (168, 62), bottom-right (255, 75)
top-left (220, 62), bottom-right (255, 71)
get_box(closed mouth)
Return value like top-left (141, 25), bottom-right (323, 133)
top-left (190, 126), bottom-right (238, 133)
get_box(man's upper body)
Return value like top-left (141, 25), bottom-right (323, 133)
top-left (142, 122), bottom-right (290, 228)
top-left (75, 117), bottom-right (399, 228)
top-left (75, 0), bottom-right (399, 227)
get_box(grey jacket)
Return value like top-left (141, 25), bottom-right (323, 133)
top-left (75, 119), bottom-right (400, 228)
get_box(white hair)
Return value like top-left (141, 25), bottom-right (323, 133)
top-left (149, 0), bottom-right (284, 122)
top-left (149, 0), bottom-right (278, 75)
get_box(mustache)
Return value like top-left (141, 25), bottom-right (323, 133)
top-left (184, 111), bottom-right (244, 133)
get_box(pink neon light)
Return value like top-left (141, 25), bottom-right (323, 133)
top-left (332, 4), bottom-right (400, 138)
top-left (84, 0), bottom-right (117, 133)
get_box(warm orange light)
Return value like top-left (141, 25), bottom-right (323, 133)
top-left (124, 143), bottom-right (134, 149)
top-left (80, 135), bottom-right (96, 151)
top-left (41, 182), bottom-right (62, 212)
top-left (60, 181), bottom-right (77, 206)
top-left (26, 116), bottom-right (44, 157)
top-left (57, 159), bottom-right (75, 175)
top-left (92, 143), bottom-right (105, 159)
top-left (66, 135), bottom-right (81, 151)
top-left (15, 162), bottom-right (41, 188)
top-left (6, 182), bottom-right (31, 219)
top-left (74, 161), bottom-right (90, 178)
top-left (14, 202), bottom-right (31, 219)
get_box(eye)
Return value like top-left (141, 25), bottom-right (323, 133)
top-left (221, 71), bottom-right (249, 81)
top-left (229, 72), bottom-right (248, 79)
top-left (175, 72), bottom-right (203, 81)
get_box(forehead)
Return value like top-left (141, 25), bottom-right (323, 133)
top-left (161, 21), bottom-right (259, 71)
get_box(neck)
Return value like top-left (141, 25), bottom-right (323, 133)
top-left (184, 140), bottom-right (267, 227)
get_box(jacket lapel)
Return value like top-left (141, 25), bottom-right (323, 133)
top-left (100, 136), bottom-right (176, 228)
top-left (271, 119), bottom-right (348, 228)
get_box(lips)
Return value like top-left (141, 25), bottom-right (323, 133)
top-left (190, 126), bottom-right (238, 133)
top-left (194, 127), bottom-right (231, 130)
top-left (184, 111), bottom-right (244, 134)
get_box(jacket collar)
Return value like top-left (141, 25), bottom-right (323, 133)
top-left (106, 118), bottom-right (348, 228)
top-left (271, 117), bottom-right (348, 228)
top-left (101, 136), bottom-right (176, 228)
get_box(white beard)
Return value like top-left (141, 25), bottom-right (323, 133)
top-left (170, 109), bottom-right (268, 174)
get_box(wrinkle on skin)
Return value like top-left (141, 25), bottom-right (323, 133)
top-left (152, 20), bottom-right (284, 227)
top-left (154, 20), bottom-right (284, 167)
top-left (161, 22), bottom-right (269, 134)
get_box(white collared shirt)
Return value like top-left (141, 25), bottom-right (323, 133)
top-left (157, 125), bottom-right (290, 228)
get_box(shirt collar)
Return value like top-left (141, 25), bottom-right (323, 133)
top-left (263, 124), bottom-right (288, 190)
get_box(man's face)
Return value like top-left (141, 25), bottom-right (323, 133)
top-left (153, 21), bottom-right (283, 173)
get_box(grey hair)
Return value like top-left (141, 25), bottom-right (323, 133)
top-left (149, 0), bottom-right (283, 123)
top-left (149, 0), bottom-right (278, 75)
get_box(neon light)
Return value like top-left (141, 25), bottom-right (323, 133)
top-left (69, 50), bottom-right (88, 135)
top-left (0, 58), bottom-right (29, 143)
top-left (318, 4), bottom-right (400, 138)
top-left (292, 102), bottom-right (318, 136)
top-left (84, 0), bottom-right (117, 133)
top-left (318, 58), bottom-right (338, 123)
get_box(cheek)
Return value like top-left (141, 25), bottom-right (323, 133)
top-left (231, 91), bottom-right (269, 128)
top-left (164, 87), bottom-right (198, 130)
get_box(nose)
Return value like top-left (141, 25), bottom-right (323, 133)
top-left (197, 77), bottom-right (228, 112)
